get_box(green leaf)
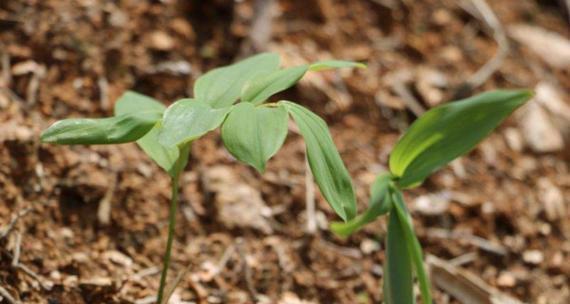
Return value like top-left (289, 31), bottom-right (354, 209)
top-left (281, 101), bottom-right (356, 221)
top-left (241, 65), bottom-right (309, 105)
top-left (194, 53), bottom-right (280, 108)
top-left (114, 91), bottom-right (165, 116)
top-left (309, 60), bottom-right (366, 72)
top-left (221, 103), bottom-right (289, 172)
top-left (389, 89), bottom-right (532, 188)
top-left (41, 112), bottom-right (160, 145)
top-left (391, 189), bottom-right (432, 304)
top-left (330, 173), bottom-right (393, 237)
top-left (158, 99), bottom-right (231, 148)
top-left (385, 207), bottom-right (414, 304)
top-left (112, 91), bottom-right (183, 174)
top-left (136, 121), bottom-right (180, 174)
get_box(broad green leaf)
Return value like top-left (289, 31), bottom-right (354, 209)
top-left (158, 99), bottom-right (231, 148)
top-left (41, 112), bottom-right (160, 145)
top-left (112, 91), bottom-right (183, 175)
top-left (392, 189), bottom-right (432, 304)
top-left (194, 53), bottom-right (280, 108)
top-left (385, 208), bottom-right (414, 304)
top-left (330, 173), bottom-right (393, 237)
top-left (114, 91), bottom-right (165, 116)
top-left (241, 65), bottom-right (309, 105)
top-left (281, 101), bottom-right (356, 221)
top-left (309, 60), bottom-right (366, 72)
top-left (221, 103), bottom-right (289, 172)
top-left (136, 121), bottom-right (180, 174)
top-left (389, 90), bottom-right (532, 188)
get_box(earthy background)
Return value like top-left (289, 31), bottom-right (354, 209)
top-left (0, 0), bottom-right (568, 303)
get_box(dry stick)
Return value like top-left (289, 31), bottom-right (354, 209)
top-left (11, 231), bottom-right (22, 267)
top-left (158, 243), bottom-right (236, 304)
top-left (239, 0), bottom-right (276, 56)
top-left (159, 245), bottom-right (236, 304)
top-left (0, 207), bottom-right (32, 240)
top-left (15, 263), bottom-right (53, 291)
top-left (1, 49), bottom-right (11, 87)
top-left (0, 284), bottom-right (20, 304)
top-left (392, 81), bottom-right (426, 117)
top-left (160, 264), bottom-right (189, 304)
top-left (97, 173), bottom-right (117, 225)
top-left (305, 154), bottom-right (317, 234)
top-left (6, 232), bottom-right (53, 290)
top-left (236, 238), bottom-right (258, 301)
top-left (463, 0), bottom-right (509, 90)
top-left (26, 71), bottom-right (40, 106)
top-left (98, 76), bottom-right (109, 110)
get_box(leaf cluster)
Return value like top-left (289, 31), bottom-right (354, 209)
top-left (331, 89), bottom-right (532, 303)
top-left (41, 53), bottom-right (365, 221)
top-left (41, 52), bottom-right (532, 304)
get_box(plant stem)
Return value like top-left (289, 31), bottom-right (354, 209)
top-left (156, 171), bottom-right (181, 304)
top-left (391, 189), bottom-right (432, 304)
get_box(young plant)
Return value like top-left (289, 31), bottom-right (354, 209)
top-left (331, 90), bottom-right (533, 303)
top-left (40, 53), bottom-right (365, 303)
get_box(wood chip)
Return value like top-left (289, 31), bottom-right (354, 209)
top-left (509, 24), bottom-right (570, 68)
top-left (427, 255), bottom-right (525, 304)
top-left (518, 100), bottom-right (564, 153)
top-left (201, 166), bottom-right (273, 234)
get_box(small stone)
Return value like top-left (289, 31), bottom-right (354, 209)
top-left (523, 250), bottom-right (544, 265)
top-left (149, 31), bottom-right (175, 51)
top-left (413, 193), bottom-right (450, 216)
top-left (497, 271), bottom-right (516, 287)
top-left (503, 127), bottom-right (524, 152)
top-left (538, 178), bottom-right (565, 221)
top-left (102, 250), bottom-right (133, 268)
top-left (518, 101), bottom-right (564, 153)
top-left (360, 239), bottom-right (381, 254)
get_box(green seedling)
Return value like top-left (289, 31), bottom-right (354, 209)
top-left (331, 90), bottom-right (533, 303)
top-left (41, 53), bottom-right (365, 303)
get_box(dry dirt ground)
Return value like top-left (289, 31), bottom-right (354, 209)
top-left (0, 0), bottom-right (569, 303)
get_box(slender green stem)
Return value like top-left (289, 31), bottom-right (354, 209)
top-left (391, 189), bottom-right (432, 304)
top-left (156, 170), bottom-right (181, 304)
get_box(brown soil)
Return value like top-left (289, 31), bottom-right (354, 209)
top-left (0, 0), bottom-right (568, 303)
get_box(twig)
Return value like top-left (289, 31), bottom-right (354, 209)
top-left (318, 238), bottom-right (363, 259)
top-left (159, 244), bottom-right (235, 304)
top-left (160, 265), bottom-right (188, 304)
top-left (98, 76), bottom-right (109, 110)
top-left (1, 49), bottom-right (10, 87)
top-left (0, 207), bottom-right (32, 240)
top-left (448, 252), bottom-right (478, 267)
top-left (97, 173), bottom-right (117, 225)
top-left (132, 266), bottom-right (160, 281)
top-left (11, 231), bottom-right (22, 267)
top-left (5, 227), bottom-right (54, 290)
top-left (15, 263), bottom-right (53, 290)
top-left (236, 238), bottom-right (258, 301)
top-left (215, 244), bottom-right (236, 276)
top-left (26, 71), bottom-right (41, 106)
top-left (305, 154), bottom-right (317, 234)
top-left (426, 228), bottom-right (508, 256)
top-left (459, 0), bottom-right (509, 93)
top-left (392, 81), bottom-right (425, 117)
top-left (427, 255), bottom-right (524, 304)
top-left (239, 0), bottom-right (276, 56)
top-left (0, 284), bottom-right (19, 304)
top-left (134, 295), bottom-right (156, 304)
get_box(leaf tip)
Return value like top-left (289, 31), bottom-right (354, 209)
top-left (354, 62), bottom-right (367, 69)
top-left (252, 162), bottom-right (266, 174)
